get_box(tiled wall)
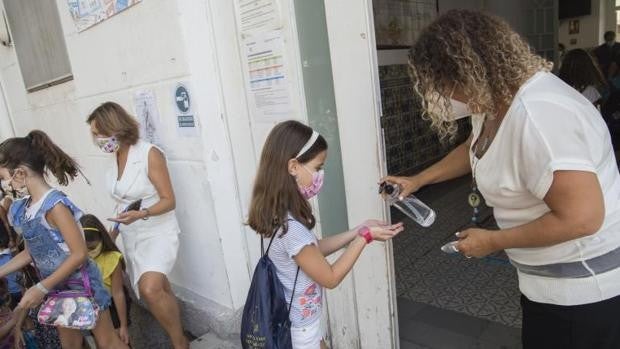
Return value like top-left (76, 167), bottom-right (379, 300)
top-left (379, 64), bottom-right (470, 175)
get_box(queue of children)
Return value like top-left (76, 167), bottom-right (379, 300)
top-left (0, 100), bottom-right (400, 349)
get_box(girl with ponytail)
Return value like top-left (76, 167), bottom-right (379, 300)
top-left (0, 130), bottom-right (129, 349)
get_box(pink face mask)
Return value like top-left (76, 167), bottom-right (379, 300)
top-left (298, 167), bottom-right (324, 199)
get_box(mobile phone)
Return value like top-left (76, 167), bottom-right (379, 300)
top-left (113, 199), bottom-right (143, 231)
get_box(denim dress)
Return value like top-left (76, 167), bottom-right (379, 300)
top-left (9, 190), bottom-right (110, 310)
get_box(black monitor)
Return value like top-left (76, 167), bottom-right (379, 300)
top-left (559, 0), bottom-right (591, 19)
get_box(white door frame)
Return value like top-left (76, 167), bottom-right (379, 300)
top-left (323, 0), bottom-right (398, 348)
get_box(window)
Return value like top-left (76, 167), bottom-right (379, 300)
top-left (2, 0), bottom-right (73, 92)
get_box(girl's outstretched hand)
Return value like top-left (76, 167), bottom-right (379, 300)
top-left (369, 222), bottom-right (404, 241)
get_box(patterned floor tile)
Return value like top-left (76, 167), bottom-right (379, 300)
top-left (394, 178), bottom-right (522, 328)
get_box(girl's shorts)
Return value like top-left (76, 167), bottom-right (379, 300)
top-left (291, 320), bottom-right (323, 349)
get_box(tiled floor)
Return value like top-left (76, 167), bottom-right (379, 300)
top-left (393, 176), bottom-right (523, 347)
top-left (398, 297), bottom-right (521, 349)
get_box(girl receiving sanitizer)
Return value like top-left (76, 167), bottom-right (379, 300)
top-left (247, 121), bottom-right (404, 349)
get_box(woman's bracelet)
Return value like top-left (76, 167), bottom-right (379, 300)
top-left (141, 208), bottom-right (150, 220)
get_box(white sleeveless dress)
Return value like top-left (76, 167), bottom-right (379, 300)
top-left (106, 140), bottom-right (180, 297)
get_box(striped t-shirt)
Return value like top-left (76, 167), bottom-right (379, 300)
top-left (266, 217), bottom-right (322, 328)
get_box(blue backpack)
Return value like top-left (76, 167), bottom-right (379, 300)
top-left (241, 231), bottom-right (300, 349)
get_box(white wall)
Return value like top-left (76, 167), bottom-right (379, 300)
top-left (559, 0), bottom-right (615, 50)
top-left (0, 0), bottom-right (247, 313)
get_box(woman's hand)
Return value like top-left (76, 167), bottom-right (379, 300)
top-left (118, 325), bottom-right (130, 345)
top-left (369, 222), bottom-right (405, 241)
top-left (456, 228), bottom-right (499, 258)
top-left (18, 286), bottom-right (45, 309)
top-left (380, 175), bottom-right (425, 199)
top-left (108, 210), bottom-right (146, 225)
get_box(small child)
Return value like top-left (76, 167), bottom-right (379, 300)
top-left (247, 121), bottom-right (404, 348)
top-left (80, 214), bottom-right (131, 345)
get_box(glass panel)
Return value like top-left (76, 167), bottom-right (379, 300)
top-left (536, 9), bottom-right (545, 33)
top-left (542, 34), bottom-right (554, 51)
top-left (545, 8), bottom-right (554, 33)
top-left (294, 0), bottom-right (349, 236)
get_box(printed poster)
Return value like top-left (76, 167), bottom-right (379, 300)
top-left (243, 30), bottom-right (292, 122)
top-left (133, 89), bottom-right (164, 149)
top-left (67, 0), bottom-right (142, 32)
top-left (238, 0), bottom-right (281, 35)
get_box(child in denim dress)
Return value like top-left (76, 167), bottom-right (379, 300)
top-left (0, 130), bottom-right (129, 349)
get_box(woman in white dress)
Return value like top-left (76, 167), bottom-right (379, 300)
top-left (87, 102), bottom-right (188, 349)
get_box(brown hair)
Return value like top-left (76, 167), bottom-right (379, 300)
top-left (87, 102), bottom-right (140, 145)
top-left (0, 130), bottom-right (79, 186)
top-left (558, 48), bottom-right (607, 94)
top-left (247, 120), bottom-right (327, 237)
top-left (80, 214), bottom-right (125, 271)
top-left (408, 10), bottom-right (552, 139)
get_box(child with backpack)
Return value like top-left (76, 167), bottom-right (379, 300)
top-left (0, 130), bottom-right (129, 349)
top-left (80, 214), bottom-right (131, 345)
top-left (244, 121), bottom-right (404, 348)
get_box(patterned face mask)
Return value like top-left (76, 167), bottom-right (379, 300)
top-left (95, 136), bottom-right (120, 153)
top-left (298, 166), bottom-right (325, 200)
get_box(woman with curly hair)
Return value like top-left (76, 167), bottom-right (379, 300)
top-left (383, 10), bottom-right (620, 348)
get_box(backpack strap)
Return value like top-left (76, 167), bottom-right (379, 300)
top-left (288, 267), bottom-right (300, 315)
top-left (261, 226), bottom-right (280, 257)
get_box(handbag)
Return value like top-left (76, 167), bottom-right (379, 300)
top-left (37, 266), bottom-right (100, 330)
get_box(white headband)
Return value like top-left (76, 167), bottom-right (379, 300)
top-left (296, 130), bottom-right (320, 159)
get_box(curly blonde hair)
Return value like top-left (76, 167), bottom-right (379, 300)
top-left (408, 10), bottom-right (552, 139)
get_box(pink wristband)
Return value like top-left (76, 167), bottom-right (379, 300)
top-left (358, 226), bottom-right (373, 244)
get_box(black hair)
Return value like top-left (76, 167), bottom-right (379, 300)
top-left (0, 222), bottom-right (9, 249)
top-left (604, 31), bottom-right (616, 41)
top-left (558, 48), bottom-right (607, 94)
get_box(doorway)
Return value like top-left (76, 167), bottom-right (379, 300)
top-left (373, 2), bottom-right (530, 348)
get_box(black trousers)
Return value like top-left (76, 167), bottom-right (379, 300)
top-left (521, 294), bottom-right (620, 349)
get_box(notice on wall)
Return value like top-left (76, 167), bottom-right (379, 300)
top-left (67, 0), bottom-right (142, 32)
top-left (172, 83), bottom-right (199, 137)
top-left (243, 30), bottom-right (292, 122)
top-left (238, 0), bottom-right (281, 35)
top-left (133, 89), bottom-right (164, 149)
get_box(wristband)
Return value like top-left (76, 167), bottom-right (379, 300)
top-left (141, 208), bottom-right (150, 220)
top-left (35, 282), bottom-right (49, 295)
top-left (358, 226), bottom-right (373, 244)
